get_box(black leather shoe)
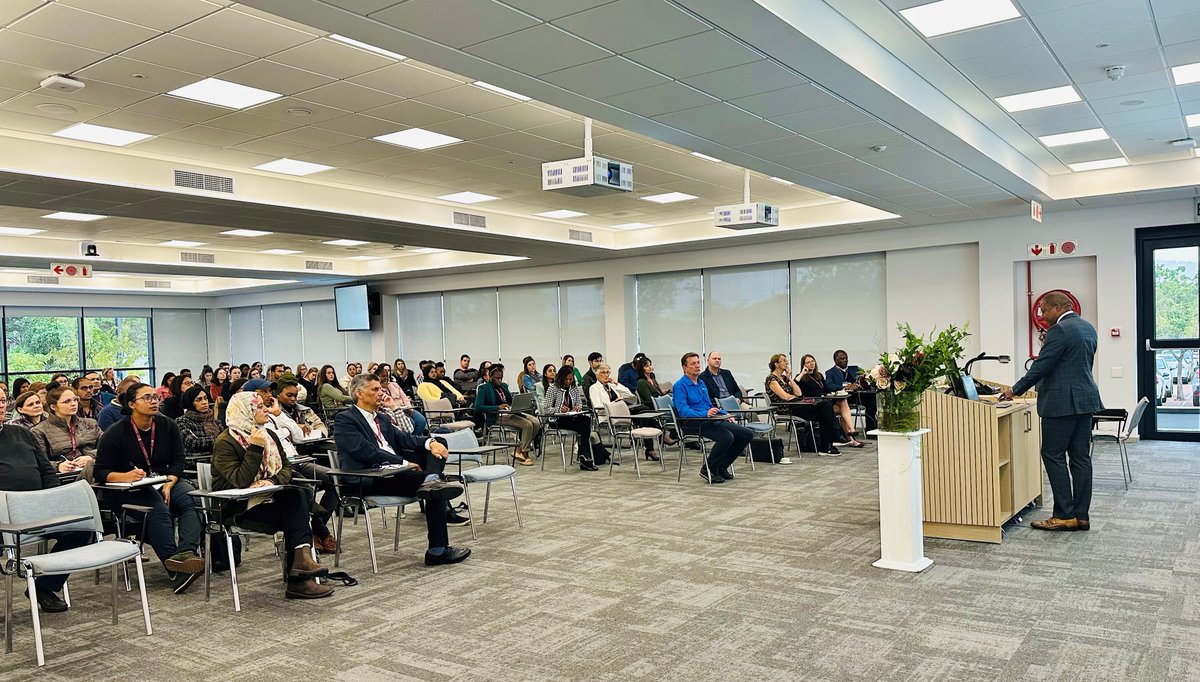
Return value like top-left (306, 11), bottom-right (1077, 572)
top-left (446, 510), bottom-right (471, 527)
top-left (698, 470), bottom-right (727, 484)
top-left (425, 546), bottom-right (471, 566)
top-left (719, 468), bottom-right (735, 481)
top-left (26, 589), bottom-right (68, 613)
top-left (579, 461), bottom-right (599, 472)
top-left (171, 571), bottom-right (200, 595)
top-left (416, 479), bottom-right (465, 502)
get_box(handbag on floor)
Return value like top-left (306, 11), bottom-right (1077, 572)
top-left (750, 438), bottom-right (786, 463)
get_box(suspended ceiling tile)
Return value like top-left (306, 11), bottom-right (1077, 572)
top-left (1097, 103), bottom-right (1182, 127)
top-left (175, 8), bottom-right (317, 57)
top-left (371, 0), bottom-right (539, 49)
top-left (230, 138), bottom-right (317, 157)
top-left (424, 115), bottom-right (512, 140)
top-left (974, 68), bottom-right (1073, 99)
top-left (219, 60), bottom-right (333, 96)
top-left (1164, 40), bottom-right (1200, 68)
top-left (472, 103), bottom-right (569, 129)
top-left (424, 141), bottom-right (508, 162)
top-left (501, 0), bottom-right (611, 21)
top-left (730, 84), bottom-right (844, 119)
top-left (76, 56), bottom-right (201, 92)
top-left (955, 45), bottom-right (1062, 82)
top-left (295, 82), bottom-right (398, 113)
top-left (415, 85), bottom-right (516, 116)
top-left (363, 100), bottom-right (461, 127)
top-left (1046, 139), bottom-right (1123, 164)
top-left (123, 34), bottom-right (256, 75)
top-left (1061, 47), bottom-right (1166, 85)
top-left (507, 119), bottom-right (588, 144)
top-left (0, 109), bottom-right (77, 134)
top-left (162, 124), bottom-right (259, 147)
top-left (349, 62), bottom-right (462, 98)
top-left (1042, 22), bottom-right (1160, 65)
top-left (10, 3), bottom-right (157, 53)
top-left (322, 0), bottom-right (401, 14)
top-left (246, 97), bottom-right (350, 125)
top-left (1016, 112), bottom-right (1103, 137)
top-left (269, 39), bottom-right (394, 80)
top-left (466, 24), bottom-right (612, 77)
top-left (57, 0), bottom-right (218, 32)
top-left (701, 120), bottom-right (795, 148)
top-left (204, 111), bottom-right (297, 136)
top-left (313, 112), bottom-right (405, 138)
top-left (541, 56), bottom-right (669, 98)
top-left (604, 81), bottom-right (720, 118)
top-left (0, 1), bottom-right (45, 26)
top-left (770, 104), bottom-right (874, 135)
top-left (328, 139), bottom-right (407, 160)
top-left (552, 0), bottom-right (710, 54)
top-left (267, 126), bottom-right (360, 148)
top-left (0, 92), bottom-right (110, 122)
top-left (0, 59), bottom-right (48, 90)
top-left (0, 30), bottom-right (107, 73)
top-left (1078, 71), bottom-right (1174, 100)
top-left (681, 60), bottom-right (807, 102)
top-left (735, 135), bottom-right (822, 159)
top-left (346, 157), bottom-right (419, 176)
top-left (653, 102), bottom-right (751, 132)
top-left (928, 18), bottom-right (1042, 62)
top-left (1030, 0), bottom-right (1153, 44)
top-left (45, 80), bottom-right (155, 109)
top-left (125, 94), bottom-right (230, 124)
top-left (1008, 102), bottom-right (1094, 128)
top-left (1157, 12), bottom-right (1200, 46)
top-left (624, 30), bottom-right (762, 80)
top-left (87, 109), bottom-right (192, 135)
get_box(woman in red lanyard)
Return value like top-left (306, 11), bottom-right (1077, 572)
top-left (31, 384), bottom-right (98, 478)
top-left (94, 383), bottom-right (206, 593)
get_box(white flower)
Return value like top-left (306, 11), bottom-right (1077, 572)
top-left (894, 380), bottom-right (907, 394)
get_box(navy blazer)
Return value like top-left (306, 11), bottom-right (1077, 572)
top-left (1013, 312), bottom-right (1104, 418)
top-left (332, 405), bottom-right (432, 471)
top-left (699, 368), bottom-right (743, 402)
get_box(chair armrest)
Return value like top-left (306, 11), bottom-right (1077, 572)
top-left (290, 477), bottom-right (321, 485)
top-left (0, 514), bottom-right (92, 535)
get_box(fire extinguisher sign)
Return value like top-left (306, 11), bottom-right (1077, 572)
top-left (1028, 240), bottom-right (1079, 259)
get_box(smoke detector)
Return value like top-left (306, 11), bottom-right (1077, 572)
top-left (1105, 65), bottom-right (1126, 82)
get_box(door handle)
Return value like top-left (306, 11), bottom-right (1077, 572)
top-left (1025, 411), bottom-right (1031, 433)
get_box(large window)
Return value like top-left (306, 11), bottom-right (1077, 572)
top-left (1, 308), bottom-right (153, 387)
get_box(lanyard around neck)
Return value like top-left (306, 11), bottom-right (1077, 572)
top-left (130, 418), bottom-right (155, 468)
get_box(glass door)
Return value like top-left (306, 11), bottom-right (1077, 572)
top-left (1137, 227), bottom-right (1200, 440)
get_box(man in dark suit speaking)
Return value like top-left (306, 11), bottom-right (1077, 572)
top-left (334, 374), bottom-right (472, 565)
top-left (1002, 291), bottom-right (1103, 532)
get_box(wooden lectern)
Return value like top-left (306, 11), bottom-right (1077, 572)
top-left (918, 388), bottom-right (1043, 543)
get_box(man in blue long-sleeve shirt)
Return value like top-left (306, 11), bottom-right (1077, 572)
top-left (672, 352), bottom-right (753, 484)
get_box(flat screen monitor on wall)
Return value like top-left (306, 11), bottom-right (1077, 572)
top-left (334, 284), bottom-right (370, 331)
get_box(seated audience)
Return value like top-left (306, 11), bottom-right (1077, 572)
top-left (699, 351), bottom-right (745, 403)
top-left (377, 370), bottom-right (427, 435)
top-left (673, 353), bottom-right (754, 483)
top-left (633, 357), bottom-right (678, 446)
top-left (418, 360), bottom-right (434, 383)
top-left (764, 353), bottom-right (847, 455)
top-left (247, 367), bottom-right (263, 379)
top-left (100, 369), bottom-right (118, 393)
top-left (562, 354), bottom-right (583, 383)
top-left (50, 373), bottom-right (69, 388)
top-left (797, 353), bottom-right (862, 447)
top-left (10, 377), bottom-right (31, 403)
top-left (221, 366), bottom-right (243, 402)
top-left (475, 360), bottom-right (493, 387)
top-left (0, 385), bottom-right (92, 613)
top-left (541, 366), bottom-right (610, 471)
top-left (99, 376), bottom-right (140, 430)
top-left (176, 384), bottom-right (219, 460)
top-left (8, 390), bottom-right (45, 429)
top-left (299, 366), bottom-right (320, 404)
top-left (579, 352), bottom-right (604, 401)
top-left (618, 353), bottom-right (647, 394)
top-left (159, 373), bottom-right (194, 420)
top-left (94, 382), bottom-right (205, 593)
top-left (211, 392), bottom-right (333, 599)
top-left (536, 364), bottom-right (556, 409)
top-left (275, 373), bottom-right (328, 439)
top-left (267, 363), bottom-right (286, 382)
top-left (452, 354), bottom-right (478, 394)
top-left (589, 363), bottom-right (657, 460)
top-left (198, 366), bottom-right (214, 390)
top-left (332, 375), bottom-right (472, 565)
top-left (516, 356), bottom-right (540, 395)
top-left (32, 384), bottom-right (99, 476)
top-left (318, 364), bottom-right (354, 410)
top-left (393, 358), bottom-right (418, 397)
top-left (210, 367), bottom-right (228, 404)
top-left (417, 364), bottom-right (468, 407)
top-left (156, 372), bottom-right (176, 401)
top-left (72, 375), bottom-right (103, 420)
top-left (339, 362), bottom-right (360, 389)
top-left (475, 364), bottom-right (541, 466)
top-left (826, 349), bottom-right (877, 432)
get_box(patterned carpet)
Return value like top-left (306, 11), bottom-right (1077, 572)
top-left (2, 437), bottom-right (1198, 681)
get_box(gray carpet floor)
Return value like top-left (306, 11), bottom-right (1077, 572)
top-left (2, 437), bottom-right (1198, 681)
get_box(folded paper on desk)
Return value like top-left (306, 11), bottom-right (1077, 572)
top-left (379, 463), bottom-right (418, 471)
top-left (107, 475), bottom-right (170, 488)
top-left (207, 484), bottom-right (281, 497)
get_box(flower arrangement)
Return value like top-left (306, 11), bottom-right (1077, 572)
top-left (869, 323), bottom-right (970, 432)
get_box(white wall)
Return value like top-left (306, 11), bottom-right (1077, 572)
top-left (886, 243), bottom-right (981, 359)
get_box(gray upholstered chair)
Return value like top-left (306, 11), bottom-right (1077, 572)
top-left (0, 480), bottom-right (151, 667)
top-left (324, 453), bottom-right (417, 575)
top-left (1090, 397), bottom-right (1149, 490)
top-left (440, 429), bottom-right (521, 540)
top-left (602, 399), bottom-right (665, 478)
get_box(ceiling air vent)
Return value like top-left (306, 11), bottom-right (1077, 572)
top-left (452, 211), bottom-right (487, 228)
top-left (144, 280), bottom-right (172, 289)
top-left (180, 251), bottom-right (215, 264)
top-left (174, 169), bottom-right (234, 194)
top-left (27, 275), bottom-right (59, 285)
top-left (305, 260), bottom-right (334, 271)
top-left (568, 229), bottom-right (593, 243)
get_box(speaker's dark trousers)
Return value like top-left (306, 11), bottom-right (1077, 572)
top-left (1040, 413), bottom-right (1093, 520)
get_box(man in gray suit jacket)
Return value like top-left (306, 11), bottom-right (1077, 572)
top-left (1002, 291), bottom-right (1103, 531)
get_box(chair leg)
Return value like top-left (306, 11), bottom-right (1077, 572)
top-left (509, 478), bottom-right (523, 528)
top-left (61, 582), bottom-right (70, 608)
top-left (463, 484), bottom-right (477, 541)
top-left (5, 571), bottom-right (13, 654)
top-left (364, 510), bottom-right (379, 575)
top-left (393, 506), bottom-right (402, 553)
top-left (134, 556), bottom-right (152, 636)
top-left (334, 506), bottom-right (345, 569)
top-left (483, 482), bottom-right (493, 524)
top-left (111, 564), bottom-right (119, 625)
top-left (676, 436), bottom-right (686, 482)
top-left (632, 437), bottom-right (642, 479)
top-left (225, 531), bottom-right (241, 612)
top-left (379, 506), bottom-right (388, 530)
top-left (27, 574), bottom-right (44, 666)
top-left (203, 530), bottom-right (212, 602)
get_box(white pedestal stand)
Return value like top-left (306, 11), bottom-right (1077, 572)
top-left (868, 428), bottom-right (933, 573)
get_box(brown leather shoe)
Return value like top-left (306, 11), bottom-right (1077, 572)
top-left (1076, 519), bottom-right (1090, 531)
top-left (285, 577), bottom-right (334, 600)
top-left (290, 546), bottom-right (323, 576)
top-left (1030, 517), bottom-right (1079, 531)
top-left (321, 534), bottom-right (338, 553)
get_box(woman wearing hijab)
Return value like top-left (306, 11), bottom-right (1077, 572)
top-left (211, 392), bottom-right (333, 600)
top-left (177, 384), bottom-right (219, 460)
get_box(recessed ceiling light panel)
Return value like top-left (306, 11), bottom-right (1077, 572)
top-left (535, 209), bottom-right (587, 219)
top-left (0, 226), bottom-right (44, 236)
top-left (374, 128), bottom-right (463, 150)
top-left (168, 78), bottom-right (282, 109)
top-left (900, 0), bottom-right (1020, 38)
top-left (437, 191), bottom-right (497, 204)
top-left (347, 255), bottom-right (384, 260)
top-left (1038, 128), bottom-right (1110, 147)
top-left (52, 123), bottom-right (151, 146)
top-left (611, 222), bottom-right (653, 230)
top-left (42, 212), bottom-right (107, 221)
top-left (1187, 113), bottom-right (1200, 128)
top-left (690, 151), bottom-right (722, 163)
top-left (995, 85), bottom-right (1080, 113)
top-left (1068, 157), bottom-right (1128, 171)
top-left (473, 81), bottom-right (531, 101)
top-left (640, 192), bottom-right (698, 204)
top-left (323, 239), bottom-right (369, 246)
top-left (254, 158), bottom-right (334, 176)
top-left (329, 34), bottom-right (406, 60)
top-left (259, 248), bottom-right (302, 255)
top-left (1171, 62), bottom-right (1200, 86)
top-left (220, 229), bottom-right (273, 237)
top-left (160, 240), bottom-right (206, 247)
top-left (768, 177), bottom-right (796, 185)
top-left (411, 248), bottom-right (447, 254)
